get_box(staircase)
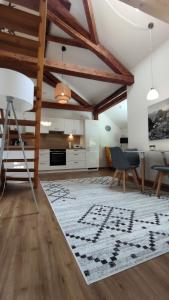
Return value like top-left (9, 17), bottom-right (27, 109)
top-left (0, 0), bottom-right (47, 188)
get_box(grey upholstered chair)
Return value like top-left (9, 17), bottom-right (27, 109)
top-left (109, 147), bottom-right (140, 192)
top-left (151, 164), bottom-right (169, 197)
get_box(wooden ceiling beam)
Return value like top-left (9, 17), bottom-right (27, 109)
top-left (95, 92), bottom-right (127, 115)
top-left (47, 9), bottom-right (133, 77)
top-left (5, 0), bottom-right (39, 11)
top-left (0, 32), bottom-right (39, 57)
top-left (0, 4), bottom-right (40, 37)
top-left (0, 61), bottom-right (37, 78)
top-left (47, 0), bottom-right (91, 40)
top-left (59, 0), bottom-right (71, 10)
top-left (44, 71), bottom-right (92, 107)
top-left (41, 101), bottom-right (93, 112)
top-left (46, 34), bottom-right (87, 49)
top-left (83, 0), bottom-right (99, 44)
top-left (94, 86), bottom-right (127, 110)
top-left (0, 49), bottom-right (133, 85)
top-left (0, 49), bottom-right (37, 70)
top-left (45, 60), bottom-right (134, 85)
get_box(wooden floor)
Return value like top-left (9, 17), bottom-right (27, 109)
top-left (0, 169), bottom-right (169, 300)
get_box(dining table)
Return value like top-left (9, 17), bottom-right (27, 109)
top-left (125, 149), bottom-right (169, 193)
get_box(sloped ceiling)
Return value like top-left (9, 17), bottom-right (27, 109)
top-left (44, 0), bottom-right (169, 104)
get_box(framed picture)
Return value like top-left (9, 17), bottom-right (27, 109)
top-left (148, 98), bottom-right (169, 140)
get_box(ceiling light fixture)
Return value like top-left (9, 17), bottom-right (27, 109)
top-left (55, 46), bottom-right (71, 104)
top-left (147, 22), bottom-right (159, 101)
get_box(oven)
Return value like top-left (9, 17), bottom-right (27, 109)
top-left (50, 149), bottom-right (66, 166)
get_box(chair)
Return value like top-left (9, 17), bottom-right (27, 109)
top-left (110, 147), bottom-right (140, 192)
top-left (151, 165), bottom-right (169, 197)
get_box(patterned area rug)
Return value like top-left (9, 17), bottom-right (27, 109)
top-left (41, 176), bottom-right (169, 285)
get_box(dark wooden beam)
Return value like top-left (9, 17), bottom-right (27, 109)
top-left (94, 86), bottom-right (127, 110)
top-left (59, 0), bottom-right (71, 10)
top-left (42, 101), bottom-right (93, 112)
top-left (45, 60), bottom-right (134, 85)
top-left (48, 0), bottom-right (91, 40)
top-left (0, 32), bottom-right (39, 57)
top-left (83, 0), bottom-right (99, 44)
top-left (46, 35), bottom-right (87, 49)
top-left (0, 4), bottom-right (40, 37)
top-left (0, 50), bottom-right (133, 85)
top-left (47, 8), bottom-right (133, 77)
top-left (44, 71), bottom-right (92, 107)
top-left (95, 92), bottom-right (127, 115)
top-left (6, 0), bottom-right (39, 11)
top-left (0, 60), bottom-right (37, 78)
top-left (0, 119), bottom-right (36, 126)
top-left (93, 111), bottom-right (99, 120)
top-left (0, 49), bottom-right (37, 69)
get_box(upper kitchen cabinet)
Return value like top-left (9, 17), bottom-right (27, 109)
top-left (50, 118), bottom-right (65, 132)
top-left (64, 119), bottom-right (84, 135)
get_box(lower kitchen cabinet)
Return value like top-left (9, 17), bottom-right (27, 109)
top-left (39, 148), bottom-right (99, 171)
top-left (66, 149), bottom-right (86, 169)
top-left (86, 149), bottom-right (99, 168)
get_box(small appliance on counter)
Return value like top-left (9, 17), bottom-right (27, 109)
top-left (73, 144), bottom-right (83, 149)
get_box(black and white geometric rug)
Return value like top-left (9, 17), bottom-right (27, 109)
top-left (41, 176), bottom-right (169, 284)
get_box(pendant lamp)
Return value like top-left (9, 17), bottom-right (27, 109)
top-left (147, 23), bottom-right (159, 101)
top-left (55, 46), bottom-right (71, 104)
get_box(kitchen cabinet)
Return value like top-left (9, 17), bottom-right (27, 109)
top-left (85, 120), bottom-right (99, 169)
top-left (66, 149), bottom-right (86, 169)
top-left (50, 118), bottom-right (65, 132)
top-left (39, 149), bottom-right (50, 170)
top-left (41, 124), bottom-right (49, 134)
top-left (85, 149), bottom-right (99, 168)
top-left (64, 119), bottom-right (84, 135)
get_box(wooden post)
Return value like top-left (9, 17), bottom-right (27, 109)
top-left (93, 111), bottom-right (99, 120)
top-left (34, 0), bottom-right (47, 188)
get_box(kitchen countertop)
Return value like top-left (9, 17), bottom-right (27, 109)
top-left (40, 148), bottom-right (86, 150)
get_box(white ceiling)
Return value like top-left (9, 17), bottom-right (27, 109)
top-left (44, 0), bottom-right (169, 106)
top-left (104, 99), bottom-right (128, 129)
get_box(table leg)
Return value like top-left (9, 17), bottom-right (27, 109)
top-left (141, 157), bottom-right (145, 193)
top-left (161, 152), bottom-right (168, 166)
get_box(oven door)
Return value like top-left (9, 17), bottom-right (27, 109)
top-left (50, 149), bottom-right (66, 166)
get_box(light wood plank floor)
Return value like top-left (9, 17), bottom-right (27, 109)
top-left (0, 170), bottom-right (169, 300)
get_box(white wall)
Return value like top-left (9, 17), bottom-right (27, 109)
top-left (98, 113), bottom-right (122, 167)
top-left (41, 108), bottom-right (92, 120)
top-left (127, 38), bottom-right (169, 181)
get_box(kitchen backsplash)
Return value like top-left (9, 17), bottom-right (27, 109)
top-left (40, 132), bottom-right (81, 149)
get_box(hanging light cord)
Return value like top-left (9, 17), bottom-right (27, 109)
top-left (104, 0), bottom-right (149, 31)
top-left (62, 48), bottom-right (63, 80)
top-left (149, 27), bottom-right (154, 87)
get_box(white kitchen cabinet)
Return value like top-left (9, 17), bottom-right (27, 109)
top-left (50, 118), bottom-right (65, 132)
top-left (64, 119), bottom-right (84, 135)
top-left (66, 149), bottom-right (86, 169)
top-left (39, 149), bottom-right (50, 170)
top-left (40, 124), bottom-right (49, 134)
top-left (85, 149), bottom-right (99, 169)
top-left (85, 120), bottom-right (99, 169)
